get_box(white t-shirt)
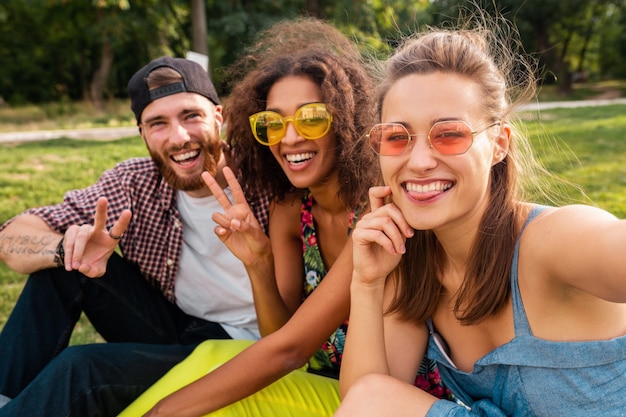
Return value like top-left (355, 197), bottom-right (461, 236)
top-left (174, 189), bottom-right (260, 340)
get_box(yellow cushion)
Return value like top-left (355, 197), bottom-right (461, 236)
top-left (118, 339), bottom-right (339, 417)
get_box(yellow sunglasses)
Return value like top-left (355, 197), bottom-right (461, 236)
top-left (248, 103), bottom-right (333, 146)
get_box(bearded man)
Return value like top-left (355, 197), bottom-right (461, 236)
top-left (0, 56), bottom-right (269, 416)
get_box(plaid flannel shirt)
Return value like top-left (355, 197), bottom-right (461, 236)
top-left (3, 157), bottom-right (269, 303)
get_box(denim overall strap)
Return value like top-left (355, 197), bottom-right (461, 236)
top-left (510, 205), bottom-right (548, 337)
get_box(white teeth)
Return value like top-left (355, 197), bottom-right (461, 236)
top-left (172, 150), bottom-right (200, 162)
top-left (405, 181), bottom-right (452, 193)
top-left (285, 152), bottom-right (315, 163)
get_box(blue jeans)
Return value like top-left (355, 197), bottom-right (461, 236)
top-left (0, 253), bottom-right (231, 416)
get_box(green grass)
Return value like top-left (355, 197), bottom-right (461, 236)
top-left (522, 104), bottom-right (626, 217)
top-left (536, 79), bottom-right (626, 102)
top-left (0, 98), bottom-right (134, 132)
top-left (1, 92), bottom-right (626, 345)
top-left (0, 136), bottom-right (147, 344)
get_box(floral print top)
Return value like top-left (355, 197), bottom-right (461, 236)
top-left (301, 190), bottom-right (357, 379)
top-left (299, 191), bottom-right (451, 400)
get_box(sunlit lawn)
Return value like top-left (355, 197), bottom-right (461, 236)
top-left (0, 98), bottom-right (134, 132)
top-left (522, 104), bottom-right (626, 216)
top-left (0, 136), bottom-right (146, 344)
top-left (1, 102), bottom-right (626, 344)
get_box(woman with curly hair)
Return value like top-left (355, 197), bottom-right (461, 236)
top-left (219, 17), bottom-right (377, 343)
top-left (121, 18), bottom-right (445, 417)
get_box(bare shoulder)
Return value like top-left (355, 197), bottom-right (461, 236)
top-left (269, 192), bottom-right (305, 239)
top-left (526, 204), bottom-right (618, 233)
top-left (520, 203), bottom-right (623, 293)
top-left (271, 193), bottom-right (303, 215)
top-left (520, 204), bottom-right (619, 258)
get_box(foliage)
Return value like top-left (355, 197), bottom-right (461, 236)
top-left (0, 0), bottom-right (188, 104)
top-left (427, 1), bottom-right (626, 90)
top-left (598, 4), bottom-right (626, 79)
top-left (1, 1), bottom-right (626, 105)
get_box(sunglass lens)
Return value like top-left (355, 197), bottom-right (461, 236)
top-left (254, 113), bottom-right (284, 145)
top-left (373, 124), bottom-right (410, 155)
top-left (429, 121), bottom-right (472, 155)
top-left (295, 104), bottom-right (331, 139)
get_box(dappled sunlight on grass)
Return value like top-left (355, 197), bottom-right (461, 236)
top-left (0, 137), bottom-right (147, 224)
top-left (0, 137), bottom-right (147, 343)
top-left (522, 104), bottom-right (626, 217)
top-left (536, 80), bottom-right (626, 102)
top-left (0, 99), bottom-right (135, 132)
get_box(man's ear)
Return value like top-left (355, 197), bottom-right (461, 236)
top-left (492, 123), bottom-right (511, 165)
top-left (138, 124), bottom-right (148, 145)
top-left (214, 105), bottom-right (224, 130)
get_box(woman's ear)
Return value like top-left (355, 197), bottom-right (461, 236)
top-left (492, 122), bottom-right (511, 165)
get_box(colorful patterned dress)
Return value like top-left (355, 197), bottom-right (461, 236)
top-left (300, 190), bottom-right (354, 378)
top-left (299, 191), bottom-right (451, 400)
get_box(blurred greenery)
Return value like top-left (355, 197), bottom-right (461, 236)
top-left (0, 99), bottom-right (134, 132)
top-left (2, 0), bottom-right (626, 106)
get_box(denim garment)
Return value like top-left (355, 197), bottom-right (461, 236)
top-left (0, 253), bottom-right (230, 417)
top-left (427, 206), bottom-right (626, 416)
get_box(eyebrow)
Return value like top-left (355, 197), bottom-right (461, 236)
top-left (143, 107), bottom-right (207, 125)
top-left (265, 101), bottom-right (319, 114)
top-left (389, 117), bottom-right (467, 129)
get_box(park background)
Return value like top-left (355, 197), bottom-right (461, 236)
top-left (1, 0), bottom-right (626, 343)
top-left (2, 0), bottom-right (626, 108)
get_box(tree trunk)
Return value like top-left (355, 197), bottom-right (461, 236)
top-left (191, 0), bottom-right (208, 56)
top-left (305, 0), bottom-right (322, 18)
top-left (577, 2), bottom-right (604, 73)
top-left (534, 21), bottom-right (572, 95)
top-left (90, 37), bottom-right (113, 113)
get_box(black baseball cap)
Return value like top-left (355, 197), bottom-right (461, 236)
top-left (128, 56), bottom-right (221, 122)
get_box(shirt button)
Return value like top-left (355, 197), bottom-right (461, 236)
top-left (166, 259), bottom-right (174, 266)
top-left (174, 219), bottom-right (182, 228)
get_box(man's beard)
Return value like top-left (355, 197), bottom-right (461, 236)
top-left (149, 126), bottom-right (223, 192)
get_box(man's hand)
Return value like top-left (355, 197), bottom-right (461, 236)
top-left (62, 197), bottom-right (132, 277)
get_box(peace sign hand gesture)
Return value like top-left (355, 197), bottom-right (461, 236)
top-left (202, 167), bottom-right (272, 266)
top-left (62, 196), bottom-right (132, 278)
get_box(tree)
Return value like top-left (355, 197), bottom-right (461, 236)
top-left (89, 1), bottom-right (131, 112)
top-left (481, 0), bottom-right (617, 94)
top-left (191, 0), bottom-right (208, 56)
top-left (2, 0), bottom-right (625, 106)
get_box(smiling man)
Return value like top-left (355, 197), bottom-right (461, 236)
top-left (0, 56), bottom-right (269, 416)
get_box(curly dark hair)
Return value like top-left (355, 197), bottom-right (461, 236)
top-left (222, 18), bottom-right (378, 210)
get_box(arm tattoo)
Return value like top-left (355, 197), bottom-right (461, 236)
top-left (0, 234), bottom-right (57, 257)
